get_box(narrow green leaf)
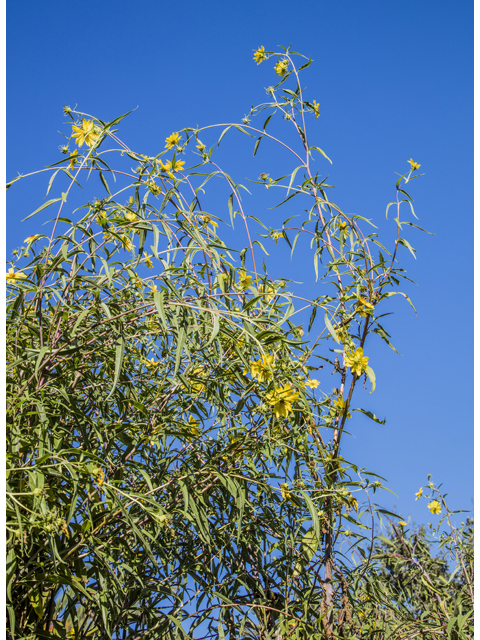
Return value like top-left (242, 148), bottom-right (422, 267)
top-left (206, 312), bottom-right (220, 346)
top-left (354, 408), bottom-right (385, 424)
top-left (153, 291), bottom-right (167, 328)
top-left (107, 336), bottom-right (125, 398)
top-left (324, 312), bottom-right (339, 343)
top-left (365, 365), bottom-right (376, 393)
top-left (263, 113), bottom-right (273, 130)
top-left (397, 237), bottom-right (417, 259)
top-left (72, 308), bottom-right (89, 336)
top-left (217, 126), bottom-right (231, 146)
top-left (174, 327), bottom-right (186, 375)
top-left (35, 346), bottom-right (49, 379)
top-left (105, 108), bottom-right (137, 128)
top-left (301, 490), bottom-right (321, 545)
top-left (99, 170), bottom-right (111, 195)
top-left (22, 197), bottom-right (62, 221)
top-left (309, 146), bottom-right (332, 164)
top-left (228, 193), bottom-right (234, 229)
top-left (46, 169), bottom-right (60, 197)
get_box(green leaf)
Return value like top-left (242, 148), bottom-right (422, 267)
top-left (365, 365), bottom-right (376, 393)
top-left (286, 165), bottom-right (302, 196)
top-left (218, 616), bottom-right (226, 640)
top-left (324, 312), bottom-right (339, 343)
top-left (107, 336), bottom-right (125, 398)
top-left (373, 323), bottom-right (400, 354)
top-left (301, 527), bottom-right (319, 562)
top-left (402, 220), bottom-right (434, 234)
top-left (34, 346), bottom-right (49, 379)
top-left (233, 124), bottom-right (254, 137)
top-left (397, 237), bottom-right (417, 259)
top-left (153, 291), bottom-right (167, 328)
top-left (206, 312), bottom-right (220, 346)
top-left (72, 309), bottom-right (89, 336)
top-left (6, 174), bottom-right (23, 190)
top-left (99, 170), bottom-right (111, 195)
top-left (309, 146), bottom-right (332, 164)
top-left (174, 327), bottom-right (186, 376)
top-left (298, 57), bottom-right (312, 71)
top-left (301, 490), bottom-right (321, 545)
top-left (46, 169), bottom-right (60, 196)
top-left (217, 126), bottom-right (231, 146)
top-left (228, 193), bottom-right (234, 229)
top-left (263, 113), bottom-right (273, 130)
top-left (105, 108), bottom-right (137, 128)
top-left (354, 408), bottom-right (385, 424)
top-left (22, 197), bottom-right (62, 221)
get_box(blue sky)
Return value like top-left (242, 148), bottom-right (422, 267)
top-left (7, 0), bottom-right (473, 527)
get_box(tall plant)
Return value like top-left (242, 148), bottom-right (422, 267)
top-left (7, 47), bottom-right (464, 640)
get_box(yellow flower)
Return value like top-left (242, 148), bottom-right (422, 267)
top-left (408, 158), bottom-right (421, 171)
top-left (130, 275), bottom-right (144, 290)
top-left (335, 325), bottom-right (351, 345)
top-left (272, 231), bottom-right (284, 243)
top-left (24, 235), bottom-right (40, 244)
top-left (350, 497), bottom-right (359, 512)
top-left (148, 180), bottom-right (162, 196)
top-left (337, 220), bottom-right (348, 232)
top-left (186, 415), bottom-right (200, 439)
top-left (253, 46), bottom-right (267, 65)
top-left (333, 396), bottom-right (351, 419)
top-left (259, 282), bottom-right (276, 303)
top-left (159, 159), bottom-right (185, 177)
top-left (344, 347), bottom-right (369, 377)
top-left (355, 295), bottom-right (375, 318)
top-left (190, 367), bottom-right (206, 394)
top-left (145, 358), bottom-right (158, 370)
top-left (428, 500), bottom-right (442, 515)
top-left (415, 487), bottom-right (423, 500)
top-left (97, 211), bottom-right (108, 225)
top-left (159, 160), bottom-right (174, 177)
top-left (196, 141), bottom-right (206, 152)
top-left (398, 521), bottom-right (407, 526)
top-left (237, 269), bottom-right (253, 291)
top-left (68, 149), bottom-right (78, 170)
top-left (147, 317), bottom-right (160, 331)
top-left (250, 353), bottom-right (275, 383)
top-left (265, 383), bottom-right (299, 419)
top-left (274, 59), bottom-right (289, 77)
top-left (125, 212), bottom-right (138, 223)
top-left (97, 469), bottom-right (105, 487)
top-left (280, 482), bottom-right (292, 502)
top-left (304, 379), bottom-right (320, 389)
top-left (71, 119), bottom-right (100, 148)
top-left (121, 235), bottom-right (134, 252)
top-left (312, 100), bottom-right (320, 118)
top-left (143, 254), bottom-right (154, 269)
top-left (198, 214), bottom-right (218, 231)
top-left (6, 268), bottom-right (26, 284)
top-left (149, 281), bottom-right (158, 294)
top-left (165, 132), bottom-right (181, 149)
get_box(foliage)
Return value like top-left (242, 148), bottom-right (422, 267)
top-left (6, 46), bottom-right (472, 639)
top-left (350, 484), bottom-right (474, 638)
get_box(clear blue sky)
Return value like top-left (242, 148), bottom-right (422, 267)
top-left (7, 0), bottom-right (473, 527)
